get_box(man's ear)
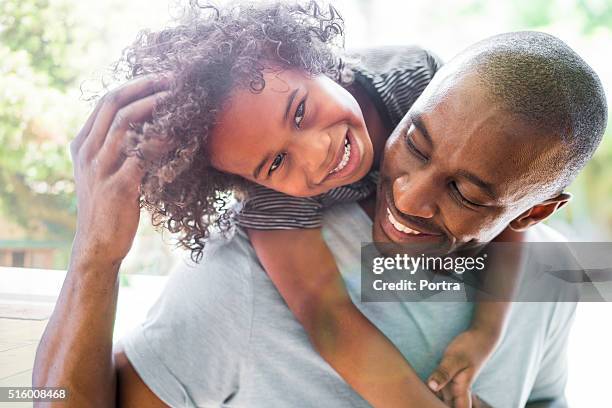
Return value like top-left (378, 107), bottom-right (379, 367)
top-left (509, 193), bottom-right (572, 232)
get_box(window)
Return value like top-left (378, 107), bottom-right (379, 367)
top-left (11, 251), bottom-right (25, 268)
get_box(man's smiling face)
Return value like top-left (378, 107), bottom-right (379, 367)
top-left (372, 71), bottom-right (565, 254)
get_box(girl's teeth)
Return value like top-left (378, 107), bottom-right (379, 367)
top-left (330, 137), bottom-right (351, 174)
top-left (386, 208), bottom-right (422, 235)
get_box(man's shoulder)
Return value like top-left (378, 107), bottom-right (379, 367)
top-left (119, 230), bottom-right (256, 408)
top-left (164, 229), bottom-right (257, 308)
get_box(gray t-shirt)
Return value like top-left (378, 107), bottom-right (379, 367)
top-left (119, 203), bottom-right (576, 408)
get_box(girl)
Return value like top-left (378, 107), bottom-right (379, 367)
top-left (119, 1), bottom-right (520, 406)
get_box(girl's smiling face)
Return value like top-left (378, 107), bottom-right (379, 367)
top-left (208, 68), bottom-right (374, 197)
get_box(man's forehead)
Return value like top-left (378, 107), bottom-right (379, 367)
top-left (408, 76), bottom-right (559, 205)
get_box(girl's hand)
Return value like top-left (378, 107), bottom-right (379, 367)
top-left (69, 74), bottom-right (170, 268)
top-left (427, 328), bottom-right (499, 408)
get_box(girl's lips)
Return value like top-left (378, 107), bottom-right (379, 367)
top-left (324, 129), bottom-right (363, 183)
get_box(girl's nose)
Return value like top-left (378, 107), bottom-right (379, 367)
top-left (292, 130), bottom-right (332, 185)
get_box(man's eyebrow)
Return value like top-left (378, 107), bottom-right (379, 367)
top-left (253, 151), bottom-right (273, 180)
top-left (457, 170), bottom-right (497, 199)
top-left (283, 88), bottom-right (299, 124)
top-left (410, 113), bottom-right (433, 147)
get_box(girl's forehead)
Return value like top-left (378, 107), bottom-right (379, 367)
top-left (208, 72), bottom-right (301, 174)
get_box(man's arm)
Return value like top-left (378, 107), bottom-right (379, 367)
top-left (114, 347), bottom-right (168, 407)
top-left (32, 74), bottom-right (171, 407)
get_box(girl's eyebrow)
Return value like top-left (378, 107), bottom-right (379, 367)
top-left (283, 88), bottom-right (299, 124)
top-left (253, 151), bottom-right (273, 180)
top-left (253, 87), bottom-right (300, 180)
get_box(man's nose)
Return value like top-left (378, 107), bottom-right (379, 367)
top-left (292, 130), bottom-right (332, 184)
top-left (392, 174), bottom-right (437, 219)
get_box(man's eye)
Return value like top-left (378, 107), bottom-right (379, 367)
top-left (405, 132), bottom-right (428, 161)
top-left (268, 153), bottom-right (286, 174)
top-left (449, 181), bottom-right (481, 208)
top-left (294, 100), bottom-right (305, 128)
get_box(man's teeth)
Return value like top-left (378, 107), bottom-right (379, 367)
top-left (386, 208), bottom-right (422, 235)
top-left (330, 137), bottom-right (351, 174)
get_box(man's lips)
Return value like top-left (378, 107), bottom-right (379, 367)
top-left (385, 208), bottom-right (440, 236)
top-left (386, 208), bottom-right (428, 235)
top-left (378, 189), bottom-right (446, 243)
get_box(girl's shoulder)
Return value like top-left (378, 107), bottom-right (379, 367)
top-left (348, 46), bottom-right (444, 129)
top-left (349, 45), bottom-right (443, 80)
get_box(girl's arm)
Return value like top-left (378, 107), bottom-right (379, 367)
top-left (247, 227), bottom-right (447, 408)
top-left (427, 228), bottom-right (527, 407)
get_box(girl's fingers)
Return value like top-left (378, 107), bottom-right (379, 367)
top-left (451, 371), bottom-right (474, 408)
top-left (428, 354), bottom-right (466, 392)
top-left (81, 74), bottom-right (171, 160)
top-left (439, 386), bottom-right (454, 406)
top-left (99, 91), bottom-right (170, 173)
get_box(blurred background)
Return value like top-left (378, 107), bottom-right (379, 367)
top-left (0, 0), bottom-right (610, 406)
top-left (0, 0), bottom-right (611, 273)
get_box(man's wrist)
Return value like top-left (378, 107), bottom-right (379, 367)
top-left (71, 229), bottom-right (127, 270)
top-left (68, 245), bottom-right (123, 281)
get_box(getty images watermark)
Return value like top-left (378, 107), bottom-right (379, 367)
top-left (360, 242), bottom-right (612, 302)
top-left (371, 252), bottom-right (487, 292)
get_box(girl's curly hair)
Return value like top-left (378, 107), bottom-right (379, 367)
top-left (115, 0), bottom-right (351, 261)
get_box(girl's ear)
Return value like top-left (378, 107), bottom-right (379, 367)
top-left (509, 193), bottom-right (572, 232)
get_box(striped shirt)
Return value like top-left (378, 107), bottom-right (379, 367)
top-left (236, 46), bottom-right (442, 230)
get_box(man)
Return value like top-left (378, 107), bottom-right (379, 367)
top-left (33, 31), bottom-right (607, 407)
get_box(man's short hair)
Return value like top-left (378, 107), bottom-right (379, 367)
top-left (463, 31), bottom-right (607, 193)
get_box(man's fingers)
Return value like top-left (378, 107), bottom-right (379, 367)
top-left (71, 95), bottom-right (107, 157)
top-left (99, 91), bottom-right (170, 173)
top-left (428, 354), bottom-right (466, 392)
top-left (81, 74), bottom-right (171, 160)
top-left (113, 155), bottom-right (146, 195)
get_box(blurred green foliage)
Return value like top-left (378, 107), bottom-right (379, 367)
top-left (466, 0), bottom-right (612, 34)
top-left (0, 0), bottom-right (82, 89)
top-left (0, 0), bottom-right (610, 258)
top-left (0, 0), bottom-right (87, 241)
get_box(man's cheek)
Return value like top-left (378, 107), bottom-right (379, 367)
top-left (447, 216), bottom-right (494, 243)
top-left (468, 219), bottom-right (506, 243)
top-left (383, 145), bottom-right (410, 177)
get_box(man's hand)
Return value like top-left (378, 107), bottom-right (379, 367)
top-left (33, 74), bottom-right (171, 406)
top-left (428, 329), bottom-right (498, 408)
top-left (69, 74), bottom-right (170, 267)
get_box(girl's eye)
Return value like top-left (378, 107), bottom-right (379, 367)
top-left (268, 153), bottom-right (286, 175)
top-left (294, 100), bottom-right (305, 128)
